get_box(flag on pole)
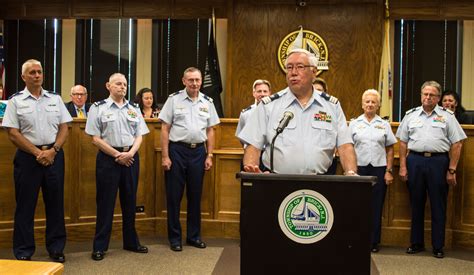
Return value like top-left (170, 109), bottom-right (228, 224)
top-left (379, 0), bottom-right (392, 120)
top-left (0, 25), bottom-right (5, 100)
top-left (202, 15), bottom-right (224, 117)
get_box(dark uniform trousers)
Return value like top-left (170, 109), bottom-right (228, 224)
top-left (407, 152), bottom-right (449, 250)
top-left (165, 142), bottom-right (206, 245)
top-left (93, 151), bottom-right (140, 252)
top-left (358, 164), bottom-right (386, 245)
top-left (13, 149), bottom-right (66, 258)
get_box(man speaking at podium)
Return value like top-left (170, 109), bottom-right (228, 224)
top-left (237, 49), bottom-right (357, 175)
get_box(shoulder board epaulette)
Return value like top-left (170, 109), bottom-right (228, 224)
top-left (168, 91), bottom-right (180, 97)
top-left (202, 94), bottom-right (214, 103)
top-left (94, 100), bottom-right (107, 106)
top-left (382, 116), bottom-right (390, 121)
top-left (8, 91), bottom-right (23, 99)
top-left (320, 92), bottom-right (339, 104)
top-left (350, 118), bottom-right (356, 121)
top-left (442, 107), bottom-right (454, 115)
top-left (241, 105), bottom-right (253, 113)
top-left (130, 102), bottom-right (139, 108)
top-left (405, 107), bottom-right (419, 115)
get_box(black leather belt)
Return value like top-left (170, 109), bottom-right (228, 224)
top-left (410, 151), bottom-right (448, 157)
top-left (172, 141), bottom-right (204, 149)
top-left (113, 146), bottom-right (132, 152)
top-left (36, 144), bottom-right (54, 151)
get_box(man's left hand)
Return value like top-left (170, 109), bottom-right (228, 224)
top-left (115, 152), bottom-right (135, 167)
top-left (446, 171), bottom-right (457, 186)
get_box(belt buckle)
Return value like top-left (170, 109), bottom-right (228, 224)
top-left (423, 152), bottom-right (432, 157)
top-left (190, 143), bottom-right (197, 149)
top-left (123, 146), bottom-right (130, 152)
top-left (41, 146), bottom-right (49, 151)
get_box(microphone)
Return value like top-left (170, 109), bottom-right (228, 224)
top-left (276, 111), bottom-right (294, 134)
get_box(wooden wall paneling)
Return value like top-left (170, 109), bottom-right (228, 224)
top-left (0, 128), bottom-right (16, 230)
top-left (72, 0), bottom-right (121, 18)
top-left (122, 0), bottom-right (172, 18)
top-left (213, 152), bottom-right (242, 221)
top-left (23, 1), bottom-right (70, 18)
top-left (3, 117), bottom-right (474, 248)
top-left (215, 118), bottom-right (242, 150)
top-left (228, 2), bottom-right (383, 119)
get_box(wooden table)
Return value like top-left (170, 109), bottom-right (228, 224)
top-left (0, 260), bottom-right (64, 275)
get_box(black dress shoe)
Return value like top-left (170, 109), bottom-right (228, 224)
top-left (17, 256), bottom-right (31, 261)
top-left (371, 244), bottom-right (379, 253)
top-left (124, 245), bottom-right (148, 253)
top-left (186, 239), bottom-right (206, 249)
top-left (170, 244), bottom-right (182, 252)
top-left (91, 251), bottom-right (105, 261)
top-left (49, 252), bottom-right (65, 263)
top-left (406, 244), bottom-right (425, 254)
top-left (433, 248), bottom-right (445, 258)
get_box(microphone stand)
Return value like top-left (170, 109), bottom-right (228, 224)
top-left (270, 129), bottom-right (283, 173)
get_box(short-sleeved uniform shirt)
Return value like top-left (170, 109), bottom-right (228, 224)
top-left (349, 114), bottom-right (397, 166)
top-left (396, 105), bottom-right (466, 152)
top-left (85, 97), bottom-right (150, 147)
top-left (158, 89), bottom-right (220, 143)
top-left (238, 87), bottom-right (352, 174)
top-left (2, 88), bottom-right (72, 145)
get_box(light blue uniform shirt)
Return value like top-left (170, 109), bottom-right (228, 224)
top-left (238, 87), bottom-right (352, 174)
top-left (158, 89), bottom-right (220, 143)
top-left (85, 97), bottom-right (149, 147)
top-left (2, 88), bottom-right (72, 145)
top-left (349, 114), bottom-right (397, 167)
top-left (235, 103), bottom-right (256, 137)
top-left (396, 105), bottom-right (466, 152)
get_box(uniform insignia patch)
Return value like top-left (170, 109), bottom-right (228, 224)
top-left (199, 107), bottom-right (209, 113)
top-left (320, 92), bottom-right (339, 104)
top-left (314, 111), bottom-right (332, 123)
top-left (94, 100), bottom-right (107, 106)
top-left (127, 109), bottom-right (137, 118)
top-left (202, 94), bottom-right (214, 103)
top-left (433, 116), bottom-right (446, 123)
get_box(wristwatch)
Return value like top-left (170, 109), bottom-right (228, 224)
top-left (448, 168), bottom-right (456, 175)
top-left (53, 145), bottom-right (61, 153)
top-left (386, 168), bottom-right (393, 174)
top-left (207, 153), bottom-right (214, 158)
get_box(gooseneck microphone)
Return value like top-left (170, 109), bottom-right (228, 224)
top-left (276, 111), bottom-right (294, 134)
top-left (270, 111), bottom-right (295, 172)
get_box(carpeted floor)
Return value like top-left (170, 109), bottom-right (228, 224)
top-left (1, 238), bottom-right (473, 274)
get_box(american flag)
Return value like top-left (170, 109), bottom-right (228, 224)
top-left (0, 26), bottom-right (5, 100)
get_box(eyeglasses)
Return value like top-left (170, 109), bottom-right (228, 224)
top-left (72, 93), bottom-right (87, 97)
top-left (285, 64), bottom-right (314, 73)
top-left (421, 92), bottom-right (439, 98)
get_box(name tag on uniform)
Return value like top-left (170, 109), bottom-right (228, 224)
top-left (101, 112), bottom-right (116, 122)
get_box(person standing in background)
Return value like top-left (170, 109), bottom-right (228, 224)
top-left (85, 73), bottom-right (150, 261)
top-left (397, 80), bottom-right (466, 258)
top-left (235, 79), bottom-right (271, 137)
top-left (1, 59), bottom-right (72, 262)
top-left (65, 85), bottom-right (91, 118)
top-left (159, 67), bottom-right (220, 252)
top-left (134, 87), bottom-right (160, 118)
top-left (349, 89), bottom-right (397, 253)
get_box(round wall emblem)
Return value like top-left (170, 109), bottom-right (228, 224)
top-left (277, 29), bottom-right (329, 75)
top-left (278, 189), bottom-right (334, 244)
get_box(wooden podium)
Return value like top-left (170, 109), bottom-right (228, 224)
top-left (239, 173), bottom-right (376, 274)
